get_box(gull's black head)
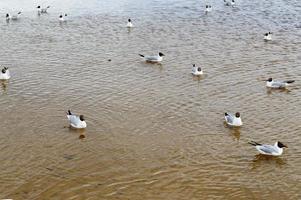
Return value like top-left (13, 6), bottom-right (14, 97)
top-left (232, 0), bottom-right (235, 2)
top-left (18, 12), bottom-right (21, 15)
top-left (197, 67), bottom-right (202, 72)
top-left (277, 141), bottom-right (287, 148)
top-left (79, 115), bottom-right (85, 121)
top-left (6, 13), bottom-right (9, 17)
top-left (206, 5), bottom-right (209, 8)
top-left (128, 18), bottom-right (131, 22)
top-left (267, 78), bottom-right (272, 82)
top-left (2, 68), bottom-right (6, 73)
top-left (192, 64), bottom-right (196, 67)
top-left (65, 14), bottom-right (67, 16)
top-left (59, 15), bottom-right (63, 18)
top-left (37, 6), bottom-right (41, 8)
top-left (264, 33), bottom-right (268, 36)
top-left (235, 112), bottom-right (240, 118)
top-left (159, 52), bottom-right (165, 57)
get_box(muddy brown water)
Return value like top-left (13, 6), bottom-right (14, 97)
top-left (0, 0), bottom-right (301, 199)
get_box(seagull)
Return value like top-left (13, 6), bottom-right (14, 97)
top-left (224, 112), bottom-right (242, 127)
top-left (224, 0), bottom-right (235, 6)
top-left (192, 64), bottom-right (203, 75)
top-left (264, 32), bottom-right (272, 41)
top-left (6, 12), bottom-right (22, 21)
top-left (126, 18), bottom-right (133, 28)
top-left (59, 14), bottom-right (67, 22)
top-left (66, 110), bottom-right (87, 129)
top-left (249, 141), bottom-right (287, 156)
top-left (37, 6), bottom-right (50, 14)
top-left (0, 67), bottom-right (10, 80)
top-left (139, 52), bottom-right (165, 63)
top-left (205, 5), bottom-right (212, 12)
top-left (265, 78), bottom-right (295, 89)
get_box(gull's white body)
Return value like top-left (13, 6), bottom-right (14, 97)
top-left (127, 22), bottom-right (133, 28)
top-left (0, 69), bottom-right (10, 80)
top-left (225, 113), bottom-right (242, 127)
top-left (67, 113), bottom-right (87, 129)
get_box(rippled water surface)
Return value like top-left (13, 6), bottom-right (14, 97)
top-left (1, 0), bottom-right (301, 199)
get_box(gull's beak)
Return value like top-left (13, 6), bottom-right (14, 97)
top-left (284, 144), bottom-right (288, 148)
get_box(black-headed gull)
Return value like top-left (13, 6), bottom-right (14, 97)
top-left (66, 110), bottom-right (87, 129)
top-left (249, 141), bottom-right (287, 156)
top-left (126, 18), bottom-right (133, 28)
top-left (139, 52), bottom-right (165, 63)
top-left (0, 67), bottom-right (10, 80)
top-left (225, 112), bottom-right (242, 127)
top-left (224, 0), bottom-right (235, 6)
top-left (59, 14), bottom-right (67, 22)
top-left (6, 12), bottom-right (22, 21)
top-left (205, 5), bottom-right (212, 12)
top-left (192, 64), bottom-right (203, 75)
top-left (37, 6), bottom-right (50, 14)
top-left (265, 78), bottom-right (295, 89)
top-left (264, 32), bottom-right (272, 41)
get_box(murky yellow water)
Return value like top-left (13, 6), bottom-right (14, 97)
top-left (0, 0), bottom-right (301, 199)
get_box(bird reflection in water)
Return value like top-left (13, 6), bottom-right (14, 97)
top-left (251, 154), bottom-right (287, 170)
top-left (266, 87), bottom-right (291, 95)
top-left (1, 81), bottom-right (8, 93)
top-left (223, 122), bottom-right (241, 141)
top-left (66, 125), bottom-right (86, 139)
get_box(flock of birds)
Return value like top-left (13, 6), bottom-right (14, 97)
top-left (1, 1), bottom-right (296, 157)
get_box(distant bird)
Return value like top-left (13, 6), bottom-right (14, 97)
top-left (0, 67), bottom-right (10, 80)
top-left (126, 18), bottom-right (133, 28)
top-left (59, 14), bottom-right (67, 22)
top-left (264, 32), bottom-right (272, 41)
top-left (66, 110), bottom-right (87, 129)
top-left (37, 6), bottom-right (50, 14)
top-left (224, 112), bottom-right (242, 127)
top-left (6, 13), bottom-right (10, 21)
top-left (139, 52), bottom-right (165, 63)
top-left (224, 0), bottom-right (235, 6)
top-left (249, 141), bottom-right (287, 156)
top-left (192, 64), bottom-right (203, 75)
top-left (205, 5), bottom-right (212, 12)
top-left (265, 78), bottom-right (295, 89)
top-left (6, 12), bottom-right (22, 21)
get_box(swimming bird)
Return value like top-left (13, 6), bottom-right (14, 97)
top-left (224, 112), bottom-right (242, 127)
top-left (126, 18), bottom-right (133, 28)
top-left (66, 110), bottom-right (87, 129)
top-left (6, 12), bottom-right (22, 21)
top-left (0, 67), bottom-right (10, 80)
top-left (139, 52), bottom-right (165, 63)
top-left (224, 0), bottom-right (235, 6)
top-left (37, 6), bottom-right (50, 14)
top-left (11, 12), bottom-right (22, 20)
top-left (59, 14), bottom-right (67, 22)
top-left (192, 64), bottom-right (203, 75)
top-left (265, 78), bottom-right (295, 89)
top-left (205, 5), bottom-right (212, 12)
top-left (6, 13), bottom-right (11, 21)
top-left (264, 32), bottom-right (272, 41)
top-left (249, 141), bottom-right (287, 156)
